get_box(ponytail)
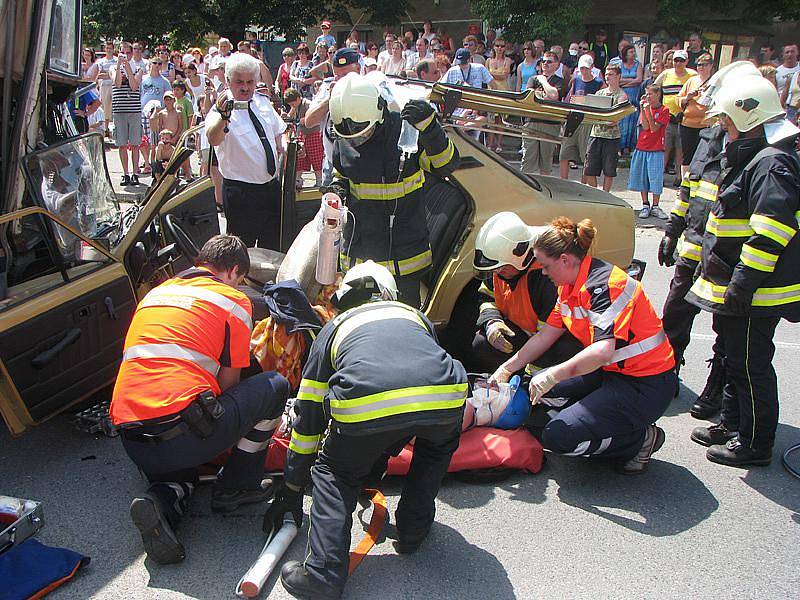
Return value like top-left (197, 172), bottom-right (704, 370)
top-left (534, 216), bottom-right (596, 259)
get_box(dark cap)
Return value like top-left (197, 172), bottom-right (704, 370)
top-left (333, 47), bottom-right (360, 67)
top-left (455, 48), bottom-right (471, 65)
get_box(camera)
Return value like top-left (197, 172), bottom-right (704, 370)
top-left (119, 53), bottom-right (128, 61)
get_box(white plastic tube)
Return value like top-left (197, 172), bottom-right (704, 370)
top-left (236, 518), bottom-right (299, 598)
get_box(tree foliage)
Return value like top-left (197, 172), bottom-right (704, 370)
top-left (470, 0), bottom-right (591, 44)
top-left (82, 0), bottom-right (411, 47)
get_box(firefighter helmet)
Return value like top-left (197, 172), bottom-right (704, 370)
top-left (473, 212), bottom-right (546, 272)
top-left (333, 260), bottom-right (398, 311)
top-left (706, 74), bottom-right (785, 132)
top-left (329, 73), bottom-right (385, 143)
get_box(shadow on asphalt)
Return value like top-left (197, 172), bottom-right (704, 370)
top-left (741, 423), bottom-right (800, 522)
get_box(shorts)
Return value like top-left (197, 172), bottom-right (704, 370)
top-left (113, 112), bottom-right (142, 147)
top-left (627, 149), bottom-right (664, 195)
top-left (664, 121), bottom-right (681, 152)
top-left (679, 125), bottom-right (703, 165)
top-left (584, 136), bottom-right (620, 177)
top-left (558, 123), bottom-right (590, 163)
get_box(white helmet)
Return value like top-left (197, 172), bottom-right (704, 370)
top-left (473, 212), bottom-right (545, 272)
top-left (706, 74), bottom-right (785, 133)
top-left (333, 260), bottom-right (398, 310)
top-left (329, 73), bottom-right (385, 143)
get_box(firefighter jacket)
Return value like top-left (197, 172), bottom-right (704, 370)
top-left (666, 125), bottom-right (726, 265)
top-left (284, 300), bottom-right (468, 488)
top-left (476, 267), bottom-right (558, 336)
top-left (110, 268), bottom-right (253, 425)
top-left (332, 111), bottom-right (459, 280)
top-left (545, 257), bottom-right (675, 377)
top-left (686, 137), bottom-right (800, 321)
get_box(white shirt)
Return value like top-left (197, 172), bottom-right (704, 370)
top-left (97, 56), bottom-right (117, 87)
top-left (406, 51), bottom-right (434, 72)
top-left (208, 93), bottom-right (287, 184)
top-left (777, 63), bottom-right (800, 95)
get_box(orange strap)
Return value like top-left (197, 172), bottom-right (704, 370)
top-left (348, 488), bottom-right (387, 575)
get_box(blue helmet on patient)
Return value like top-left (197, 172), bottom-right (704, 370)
top-left (494, 375), bottom-right (531, 429)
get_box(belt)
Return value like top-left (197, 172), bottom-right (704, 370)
top-left (120, 415), bottom-right (189, 444)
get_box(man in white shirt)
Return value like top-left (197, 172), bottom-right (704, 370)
top-left (130, 41), bottom-right (147, 75)
top-left (776, 44), bottom-right (799, 96)
top-left (377, 32), bottom-right (397, 71)
top-left (206, 53), bottom-right (287, 249)
top-left (406, 37), bottom-right (434, 72)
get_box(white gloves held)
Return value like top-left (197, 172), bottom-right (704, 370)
top-left (486, 320), bottom-right (515, 354)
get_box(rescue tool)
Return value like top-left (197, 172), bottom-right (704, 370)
top-left (236, 516), bottom-right (299, 598)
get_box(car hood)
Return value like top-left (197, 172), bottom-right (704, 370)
top-left (537, 176), bottom-right (633, 208)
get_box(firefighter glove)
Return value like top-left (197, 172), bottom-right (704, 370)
top-left (658, 236), bottom-right (678, 267)
top-left (401, 99), bottom-right (436, 131)
top-left (262, 481), bottom-right (303, 537)
top-left (529, 369), bottom-right (559, 405)
top-left (486, 320), bottom-right (516, 353)
top-left (723, 282), bottom-right (752, 315)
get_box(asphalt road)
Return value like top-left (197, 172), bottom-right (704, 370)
top-left (2, 156), bottom-right (799, 599)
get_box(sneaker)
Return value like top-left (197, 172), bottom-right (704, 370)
top-left (616, 424), bottom-right (665, 475)
top-left (281, 560), bottom-right (342, 599)
top-left (650, 205), bottom-right (668, 219)
top-left (706, 438), bottom-right (772, 468)
top-left (120, 174), bottom-right (131, 186)
top-left (130, 174), bottom-right (140, 186)
top-left (129, 494), bottom-right (185, 564)
top-left (639, 205), bottom-right (651, 219)
top-left (691, 356), bottom-right (725, 419)
top-left (690, 422), bottom-right (738, 447)
top-left (211, 478), bottom-right (273, 513)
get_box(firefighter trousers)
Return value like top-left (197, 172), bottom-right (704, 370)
top-left (540, 369), bottom-right (676, 460)
top-left (121, 371), bottom-right (289, 524)
top-left (713, 314), bottom-right (780, 450)
top-left (662, 258), bottom-right (702, 366)
top-left (304, 419), bottom-right (462, 592)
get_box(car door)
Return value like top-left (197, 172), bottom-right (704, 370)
top-left (158, 177), bottom-right (220, 271)
top-left (0, 208), bottom-right (136, 435)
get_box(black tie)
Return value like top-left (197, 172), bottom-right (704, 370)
top-left (247, 101), bottom-right (276, 177)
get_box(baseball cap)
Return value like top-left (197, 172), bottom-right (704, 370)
top-left (208, 46), bottom-right (219, 56)
top-left (321, 20), bottom-right (331, 28)
top-left (333, 47), bottom-right (360, 67)
top-left (674, 49), bottom-right (689, 61)
top-left (578, 54), bottom-right (594, 69)
top-left (363, 57), bottom-right (378, 67)
top-left (455, 48), bottom-right (471, 65)
top-left (209, 56), bottom-right (226, 71)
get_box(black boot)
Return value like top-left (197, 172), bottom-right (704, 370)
top-left (707, 438), bottom-right (772, 468)
top-left (129, 493), bottom-right (185, 564)
top-left (691, 355), bottom-right (725, 419)
top-left (280, 560), bottom-right (341, 599)
top-left (690, 422), bottom-right (738, 447)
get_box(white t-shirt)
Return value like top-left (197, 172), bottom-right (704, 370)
top-left (776, 63), bottom-right (800, 95)
top-left (406, 51), bottom-right (434, 72)
top-left (97, 56), bottom-right (117, 87)
top-left (208, 93), bottom-right (287, 184)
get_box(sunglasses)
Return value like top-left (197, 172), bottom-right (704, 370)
top-left (464, 42), bottom-right (475, 47)
top-left (697, 62), bottom-right (712, 66)
top-left (494, 44), bottom-right (504, 48)
top-left (328, 50), bottom-right (335, 54)
top-left (578, 46), bottom-right (589, 50)
top-left (152, 62), bottom-right (162, 66)
top-left (674, 57), bottom-right (687, 62)
top-left (542, 59), bottom-right (557, 64)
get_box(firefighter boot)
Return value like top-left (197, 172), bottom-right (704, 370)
top-left (280, 560), bottom-right (341, 600)
top-left (691, 355), bottom-right (725, 420)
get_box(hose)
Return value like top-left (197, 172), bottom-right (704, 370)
top-left (782, 441), bottom-right (800, 480)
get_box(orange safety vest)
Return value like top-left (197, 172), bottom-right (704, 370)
top-left (546, 256), bottom-right (674, 377)
top-left (110, 268), bottom-right (253, 425)
top-left (493, 270), bottom-right (540, 335)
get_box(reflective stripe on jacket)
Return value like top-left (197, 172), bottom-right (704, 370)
top-left (545, 257), bottom-right (675, 377)
top-left (110, 268), bottom-right (253, 424)
top-left (284, 300), bottom-right (467, 488)
top-left (686, 142), bottom-right (800, 320)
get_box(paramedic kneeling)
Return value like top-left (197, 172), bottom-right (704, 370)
top-left (491, 217), bottom-right (676, 474)
top-left (110, 235), bottom-right (289, 564)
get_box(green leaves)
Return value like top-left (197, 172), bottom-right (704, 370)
top-left (470, 0), bottom-right (591, 43)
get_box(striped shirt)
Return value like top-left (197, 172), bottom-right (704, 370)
top-left (111, 70), bottom-right (142, 115)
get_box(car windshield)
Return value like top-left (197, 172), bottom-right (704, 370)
top-left (22, 133), bottom-right (121, 260)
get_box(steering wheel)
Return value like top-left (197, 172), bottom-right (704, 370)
top-left (164, 214), bottom-right (200, 263)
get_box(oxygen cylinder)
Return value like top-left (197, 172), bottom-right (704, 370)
top-left (315, 192), bottom-right (344, 285)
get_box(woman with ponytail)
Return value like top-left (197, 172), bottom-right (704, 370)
top-left (491, 216), bottom-right (676, 474)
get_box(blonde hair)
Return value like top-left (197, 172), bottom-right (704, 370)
top-left (535, 216), bottom-right (596, 259)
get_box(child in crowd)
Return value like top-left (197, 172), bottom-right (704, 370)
top-left (172, 82), bottom-right (194, 179)
top-left (584, 64), bottom-right (627, 192)
top-left (151, 129), bottom-right (175, 179)
top-left (627, 84), bottom-right (670, 219)
top-left (283, 87), bottom-right (324, 188)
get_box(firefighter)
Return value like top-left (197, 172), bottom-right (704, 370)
top-left (326, 74), bottom-right (459, 306)
top-left (491, 217), bottom-right (677, 474)
top-left (658, 122), bottom-right (727, 418)
top-left (471, 211), bottom-right (582, 374)
top-left (110, 235), bottom-right (289, 564)
top-left (263, 261), bottom-right (468, 599)
top-left (685, 75), bottom-right (800, 467)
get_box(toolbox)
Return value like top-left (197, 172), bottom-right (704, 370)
top-left (0, 495), bottom-right (45, 554)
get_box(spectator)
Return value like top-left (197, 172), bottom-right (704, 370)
top-left (421, 20), bottom-right (436, 43)
top-left (290, 44), bottom-right (315, 99)
top-left (759, 64), bottom-right (778, 88)
top-left (315, 20), bottom-right (336, 48)
top-left (434, 53), bottom-right (452, 79)
top-left (284, 87), bottom-right (324, 188)
top-left (96, 41), bottom-right (118, 137)
top-left (487, 38), bottom-right (513, 152)
top-left (275, 48), bottom-right (295, 98)
top-left (644, 43), bottom-right (665, 81)
top-left (776, 43), bottom-right (799, 97)
top-left (156, 91), bottom-right (183, 145)
top-left (415, 59), bottom-right (439, 82)
top-left (87, 99), bottom-right (105, 135)
top-left (157, 48), bottom-right (176, 83)
top-left (550, 45), bottom-right (568, 80)
top-left (82, 48), bottom-right (98, 80)
top-left (619, 45), bottom-right (644, 155)
top-left (608, 39), bottom-right (630, 67)
top-left (677, 53), bottom-right (714, 174)
top-left (443, 48), bottom-right (497, 89)
top-left (685, 32), bottom-right (711, 69)
top-left (172, 81), bottom-right (194, 177)
top-left (406, 36), bottom-right (434, 72)
top-left (517, 42), bottom-right (538, 92)
top-left (759, 43), bottom-right (780, 66)
top-left (218, 37), bottom-right (233, 57)
top-left (381, 40), bottom-right (407, 75)
top-left (663, 49), bottom-right (675, 70)
top-left (150, 129), bottom-right (174, 178)
top-left (363, 57), bottom-right (378, 73)
top-left (533, 38), bottom-right (546, 64)
top-left (559, 54), bottom-right (604, 180)
top-left (190, 47), bottom-right (206, 74)
top-left (130, 42), bottom-right (147, 74)
top-left (589, 29), bottom-right (610, 71)
top-left (435, 25), bottom-right (452, 53)
top-left (110, 49), bottom-right (143, 186)
top-left (504, 39), bottom-right (521, 91)
top-left (365, 42), bottom-right (379, 62)
top-left (346, 30), bottom-right (365, 53)
top-left (311, 41), bottom-right (329, 66)
top-left (69, 87), bottom-right (100, 134)
top-left (463, 35), bottom-right (486, 65)
top-left (644, 57), bottom-right (664, 88)
top-left (780, 69), bottom-right (800, 122)
top-left (485, 28), bottom-right (497, 50)
top-left (171, 50), bottom-right (185, 80)
top-left (403, 30), bottom-right (416, 57)
top-left (377, 32), bottom-right (397, 66)
top-left (653, 49), bottom-right (696, 179)
top-left (564, 42), bottom-right (580, 70)
top-left (140, 58), bottom-right (172, 170)
top-left (520, 51), bottom-right (564, 176)
top-left (310, 45), bottom-right (335, 81)
top-left (476, 39), bottom-right (489, 60)
top-left (628, 84), bottom-right (670, 219)
top-left (585, 64), bottom-right (627, 191)
top-left (205, 52), bottom-right (286, 249)
top-left (184, 62), bottom-right (208, 110)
